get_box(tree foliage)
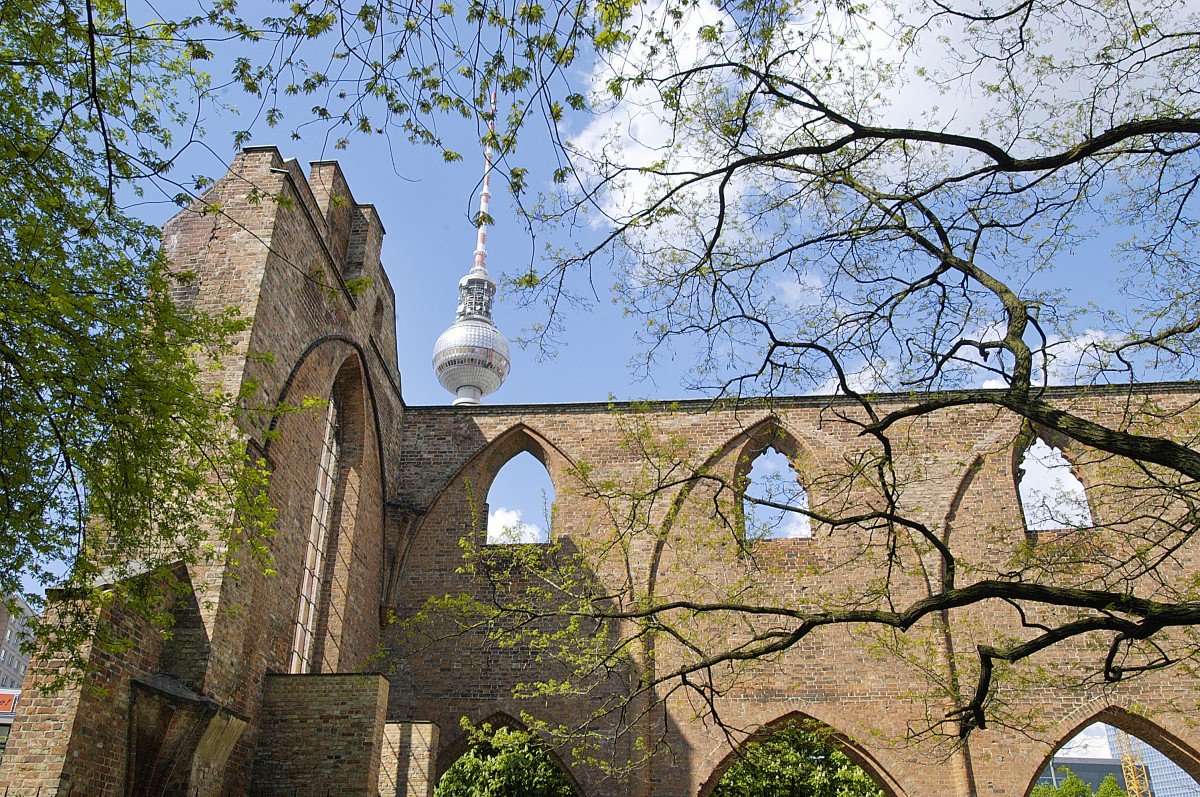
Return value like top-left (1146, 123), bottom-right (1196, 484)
top-left (10, 0), bottom-right (1200, 753)
top-left (1031, 771), bottom-right (1128, 797)
top-left (365, 0), bottom-right (1200, 745)
top-left (711, 719), bottom-right (886, 797)
top-left (1096, 774), bottom-right (1129, 797)
top-left (1, 0), bottom-right (272, 675)
top-left (434, 724), bottom-right (576, 797)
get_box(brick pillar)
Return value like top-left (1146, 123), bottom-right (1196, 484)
top-left (380, 721), bottom-right (440, 797)
top-left (249, 673), bottom-right (389, 797)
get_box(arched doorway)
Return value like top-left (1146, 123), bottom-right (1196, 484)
top-left (1030, 714), bottom-right (1200, 797)
top-left (436, 717), bottom-right (582, 797)
top-left (702, 716), bottom-right (895, 797)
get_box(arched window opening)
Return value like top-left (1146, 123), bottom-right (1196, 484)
top-left (1034, 722), bottom-right (1200, 797)
top-left (486, 451), bottom-right (554, 544)
top-left (435, 724), bottom-right (576, 797)
top-left (744, 447), bottom-right (811, 540)
top-left (291, 397), bottom-right (341, 674)
top-left (1018, 438), bottom-right (1093, 532)
top-left (711, 718), bottom-right (886, 797)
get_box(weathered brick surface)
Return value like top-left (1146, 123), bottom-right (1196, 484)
top-left (3, 150), bottom-right (1199, 797)
top-left (0, 148), bottom-right (403, 797)
top-left (250, 673), bottom-right (389, 796)
top-left (169, 148), bottom-right (400, 795)
top-left (386, 393), bottom-right (1200, 797)
top-left (0, 589), bottom-right (170, 796)
top-left (380, 721), bottom-right (440, 797)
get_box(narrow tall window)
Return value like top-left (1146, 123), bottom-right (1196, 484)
top-left (291, 399), bottom-right (340, 673)
top-left (744, 447), bottom-right (811, 540)
top-left (486, 451), bottom-right (554, 544)
top-left (1017, 437), bottom-right (1093, 531)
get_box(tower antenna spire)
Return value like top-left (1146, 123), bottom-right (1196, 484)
top-left (473, 90), bottom-right (496, 277)
top-left (431, 91), bottom-right (511, 405)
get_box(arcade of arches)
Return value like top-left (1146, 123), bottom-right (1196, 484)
top-left (0, 150), bottom-right (1198, 797)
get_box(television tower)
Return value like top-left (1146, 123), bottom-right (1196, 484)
top-left (431, 93), bottom-right (511, 405)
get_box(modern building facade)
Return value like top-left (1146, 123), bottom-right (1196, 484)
top-left (0, 596), bottom-right (31, 691)
top-left (1035, 756), bottom-right (1126, 794)
top-left (1105, 725), bottom-right (1200, 797)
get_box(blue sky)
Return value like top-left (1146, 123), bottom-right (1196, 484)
top-left (152, 60), bottom-right (1116, 548)
top-left (136, 0), bottom-right (1144, 410)
top-left (144, 77), bottom-right (675, 535)
top-left (152, 111), bottom-right (1132, 407)
top-left (153, 130), bottom-right (670, 407)
top-left (130, 0), bottom-right (1153, 549)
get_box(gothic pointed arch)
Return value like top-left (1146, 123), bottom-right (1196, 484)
top-left (1012, 423), bottom-right (1094, 535)
top-left (652, 414), bottom-right (814, 539)
top-left (645, 414), bottom-right (814, 596)
top-left (265, 334), bottom-right (388, 501)
top-left (475, 423), bottom-right (566, 499)
top-left (436, 710), bottom-right (523, 776)
top-left (1021, 702), bottom-right (1200, 797)
top-left (258, 341), bottom-right (386, 675)
top-left (415, 423), bottom-right (577, 546)
top-left (696, 711), bottom-right (906, 797)
top-left (435, 711), bottom-right (585, 796)
top-left (732, 418), bottom-right (812, 543)
top-left (733, 416), bottom-right (807, 474)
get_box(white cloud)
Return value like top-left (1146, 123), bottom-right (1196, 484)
top-left (775, 273), bottom-right (824, 311)
top-left (567, 0), bottom-right (1176, 237)
top-left (745, 500), bottom-right (812, 540)
top-left (961, 326), bottom-right (1114, 390)
top-left (569, 0), bottom-right (1008, 231)
top-left (571, 0), bottom-right (769, 229)
top-left (777, 511), bottom-right (812, 539)
top-left (486, 507), bottom-right (547, 544)
top-left (1058, 723), bottom-right (1111, 759)
top-left (814, 359), bottom-right (895, 395)
top-left (1040, 329), bottom-right (1113, 386)
top-left (563, 0), bottom-right (1155, 399)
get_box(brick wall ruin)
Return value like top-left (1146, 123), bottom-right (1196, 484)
top-left (0, 149), bottom-right (1198, 797)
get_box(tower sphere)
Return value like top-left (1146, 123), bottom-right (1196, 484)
top-left (432, 318), bottom-right (511, 405)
